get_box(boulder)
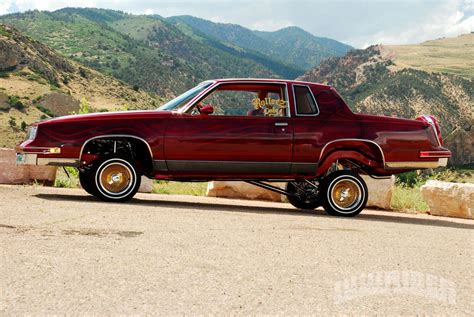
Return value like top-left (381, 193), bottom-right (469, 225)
top-left (0, 148), bottom-right (57, 185)
top-left (361, 175), bottom-right (395, 210)
top-left (421, 180), bottom-right (474, 219)
top-left (207, 181), bottom-right (285, 202)
top-left (138, 176), bottom-right (154, 193)
top-left (444, 125), bottom-right (473, 166)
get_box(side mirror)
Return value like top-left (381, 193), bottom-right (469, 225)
top-left (200, 104), bottom-right (214, 115)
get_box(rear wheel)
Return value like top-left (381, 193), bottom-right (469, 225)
top-left (286, 181), bottom-right (321, 210)
top-left (321, 171), bottom-right (367, 217)
top-left (88, 156), bottom-right (141, 202)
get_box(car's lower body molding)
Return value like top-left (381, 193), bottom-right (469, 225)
top-left (165, 160), bottom-right (292, 174)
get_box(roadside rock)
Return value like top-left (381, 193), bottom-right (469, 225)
top-left (445, 125), bottom-right (473, 166)
top-left (361, 175), bottom-right (395, 210)
top-left (208, 176), bottom-right (395, 209)
top-left (138, 176), bottom-right (153, 193)
top-left (421, 180), bottom-right (474, 219)
top-left (0, 148), bottom-right (56, 185)
top-left (38, 92), bottom-right (80, 116)
top-left (207, 181), bottom-right (285, 202)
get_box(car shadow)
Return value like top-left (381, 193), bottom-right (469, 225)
top-left (35, 193), bottom-right (474, 230)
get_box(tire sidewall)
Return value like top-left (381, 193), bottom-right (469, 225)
top-left (324, 172), bottom-right (368, 216)
top-left (94, 157), bottom-right (139, 201)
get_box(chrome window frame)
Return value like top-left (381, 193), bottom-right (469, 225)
top-left (180, 81), bottom-right (291, 118)
top-left (292, 84), bottom-right (320, 117)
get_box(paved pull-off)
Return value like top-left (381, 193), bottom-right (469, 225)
top-left (0, 185), bottom-right (473, 315)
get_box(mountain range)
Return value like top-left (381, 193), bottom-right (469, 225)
top-left (0, 8), bottom-right (352, 97)
top-left (298, 34), bottom-right (474, 136)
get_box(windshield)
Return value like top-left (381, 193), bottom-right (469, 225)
top-left (158, 81), bottom-right (213, 111)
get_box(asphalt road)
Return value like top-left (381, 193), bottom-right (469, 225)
top-left (1, 185), bottom-right (473, 315)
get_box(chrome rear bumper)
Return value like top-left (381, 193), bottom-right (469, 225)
top-left (385, 158), bottom-right (448, 169)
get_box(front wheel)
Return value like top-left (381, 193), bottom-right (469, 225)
top-left (321, 171), bottom-right (368, 217)
top-left (79, 171), bottom-right (96, 196)
top-left (88, 157), bottom-right (141, 202)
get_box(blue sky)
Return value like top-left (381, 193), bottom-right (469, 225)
top-left (1, 0), bottom-right (472, 47)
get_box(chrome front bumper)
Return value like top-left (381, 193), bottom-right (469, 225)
top-left (16, 153), bottom-right (79, 167)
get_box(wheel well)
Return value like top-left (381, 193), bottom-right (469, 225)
top-left (316, 146), bottom-right (385, 177)
top-left (80, 137), bottom-right (153, 176)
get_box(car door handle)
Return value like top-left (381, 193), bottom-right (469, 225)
top-left (275, 122), bottom-right (288, 127)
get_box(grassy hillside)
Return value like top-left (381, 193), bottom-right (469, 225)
top-left (0, 24), bottom-right (162, 148)
top-left (382, 34), bottom-right (474, 79)
top-left (297, 37), bottom-right (474, 136)
top-left (169, 15), bottom-right (352, 70)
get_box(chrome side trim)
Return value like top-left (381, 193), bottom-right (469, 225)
top-left (318, 138), bottom-right (386, 165)
top-left (79, 134), bottom-right (154, 167)
top-left (37, 158), bottom-right (79, 167)
top-left (181, 81), bottom-right (291, 118)
top-left (292, 84), bottom-right (320, 117)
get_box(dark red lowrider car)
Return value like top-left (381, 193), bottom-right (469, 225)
top-left (16, 79), bottom-right (451, 216)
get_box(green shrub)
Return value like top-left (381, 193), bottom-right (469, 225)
top-left (7, 95), bottom-right (25, 111)
top-left (54, 167), bottom-right (79, 188)
top-left (391, 185), bottom-right (429, 212)
top-left (153, 181), bottom-right (207, 196)
top-left (36, 105), bottom-right (55, 117)
top-left (0, 71), bottom-right (11, 78)
top-left (8, 116), bottom-right (16, 128)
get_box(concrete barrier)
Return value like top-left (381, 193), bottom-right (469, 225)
top-left (0, 148), bottom-right (57, 185)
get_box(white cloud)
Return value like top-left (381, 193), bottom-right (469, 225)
top-left (0, 0), bottom-right (13, 15)
top-left (1, 0), bottom-right (473, 48)
top-left (358, 0), bottom-right (474, 47)
top-left (249, 19), bottom-right (295, 32)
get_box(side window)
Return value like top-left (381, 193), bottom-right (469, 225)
top-left (191, 83), bottom-right (288, 117)
top-left (294, 85), bottom-right (319, 115)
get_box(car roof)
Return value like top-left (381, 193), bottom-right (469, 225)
top-left (210, 78), bottom-right (332, 89)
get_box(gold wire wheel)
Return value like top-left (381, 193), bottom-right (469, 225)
top-left (99, 162), bottom-right (133, 195)
top-left (330, 179), bottom-right (361, 210)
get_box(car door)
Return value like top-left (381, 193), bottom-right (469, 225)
top-left (163, 82), bottom-right (293, 177)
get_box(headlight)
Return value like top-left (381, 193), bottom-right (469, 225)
top-left (26, 126), bottom-right (38, 141)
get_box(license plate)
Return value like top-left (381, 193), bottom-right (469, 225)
top-left (16, 153), bottom-right (26, 165)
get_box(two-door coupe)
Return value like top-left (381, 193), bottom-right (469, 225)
top-left (16, 79), bottom-right (451, 216)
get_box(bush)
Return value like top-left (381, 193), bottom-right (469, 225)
top-left (20, 121), bottom-right (27, 131)
top-left (36, 105), bottom-right (55, 117)
top-left (391, 185), bottom-right (429, 212)
top-left (395, 171), bottom-right (421, 187)
top-left (7, 95), bottom-right (25, 111)
top-left (8, 117), bottom-right (16, 128)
